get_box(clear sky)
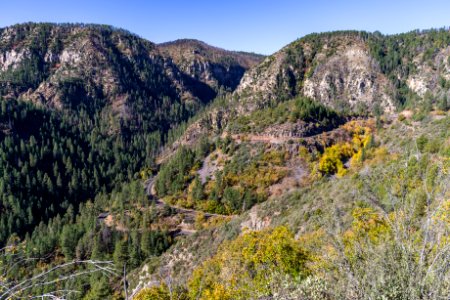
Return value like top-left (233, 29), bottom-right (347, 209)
top-left (1, 0), bottom-right (449, 55)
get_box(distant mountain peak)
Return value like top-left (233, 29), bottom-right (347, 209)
top-left (158, 38), bottom-right (264, 90)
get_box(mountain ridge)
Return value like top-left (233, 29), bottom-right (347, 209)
top-left (0, 22), bottom-right (260, 135)
top-left (157, 38), bottom-right (264, 91)
top-left (0, 23), bottom-right (450, 300)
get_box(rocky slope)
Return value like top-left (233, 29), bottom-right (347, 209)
top-left (0, 23), bottom-right (257, 133)
top-left (406, 44), bottom-right (450, 97)
top-left (2, 24), bottom-right (450, 299)
top-left (133, 30), bottom-right (450, 296)
top-left (158, 39), bottom-right (264, 91)
top-left (134, 109), bottom-right (450, 299)
top-left (236, 32), bottom-right (396, 113)
top-left (236, 30), bottom-right (450, 114)
top-left (163, 30), bottom-right (450, 161)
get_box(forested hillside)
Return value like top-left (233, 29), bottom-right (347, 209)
top-left (235, 29), bottom-right (450, 113)
top-left (0, 23), bottom-right (449, 299)
top-left (158, 39), bottom-right (263, 91)
top-left (0, 22), bottom-right (259, 299)
top-left (0, 23), bottom-right (261, 135)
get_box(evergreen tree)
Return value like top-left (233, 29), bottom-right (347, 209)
top-left (113, 239), bottom-right (129, 268)
top-left (84, 275), bottom-right (112, 300)
top-left (191, 175), bottom-right (205, 201)
top-left (60, 225), bottom-right (79, 260)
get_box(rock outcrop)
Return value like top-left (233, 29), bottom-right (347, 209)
top-left (303, 47), bottom-right (395, 113)
top-left (158, 39), bottom-right (264, 91)
top-left (235, 33), bottom-right (396, 114)
top-left (0, 23), bottom-right (258, 133)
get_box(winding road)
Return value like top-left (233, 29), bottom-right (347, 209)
top-left (144, 177), bottom-right (227, 220)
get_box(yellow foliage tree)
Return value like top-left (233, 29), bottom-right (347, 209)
top-left (343, 207), bottom-right (390, 263)
top-left (188, 226), bottom-right (310, 300)
top-left (319, 124), bottom-right (374, 176)
top-left (318, 143), bottom-right (353, 176)
top-left (133, 285), bottom-right (169, 300)
top-left (133, 284), bottom-right (188, 300)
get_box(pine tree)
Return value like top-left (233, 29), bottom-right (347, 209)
top-left (84, 275), bottom-right (112, 300)
top-left (140, 231), bottom-right (153, 257)
top-left (438, 96), bottom-right (449, 111)
top-left (191, 175), bottom-right (204, 201)
top-left (113, 239), bottom-right (129, 268)
top-left (129, 245), bottom-right (141, 269)
top-left (60, 225), bottom-right (78, 260)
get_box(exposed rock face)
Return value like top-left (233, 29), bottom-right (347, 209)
top-left (236, 51), bottom-right (287, 112)
top-left (235, 34), bottom-right (396, 114)
top-left (407, 75), bottom-right (429, 97)
top-left (406, 46), bottom-right (450, 98)
top-left (303, 47), bottom-right (395, 113)
top-left (0, 23), bottom-right (256, 132)
top-left (241, 209), bottom-right (271, 231)
top-left (0, 24), bottom-right (177, 106)
top-left (170, 34), bottom-right (410, 165)
top-left (156, 105), bottom-right (232, 164)
top-left (158, 39), bottom-right (264, 91)
top-left (0, 49), bottom-right (30, 71)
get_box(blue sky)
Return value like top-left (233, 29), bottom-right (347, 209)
top-left (1, 0), bottom-right (449, 55)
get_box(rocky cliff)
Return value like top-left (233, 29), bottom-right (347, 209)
top-left (158, 39), bottom-right (264, 91)
top-left (236, 33), bottom-right (396, 113)
top-left (163, 30), bottom-right (450, 165)
top-left (0, 23), bottom-right (258, 133)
